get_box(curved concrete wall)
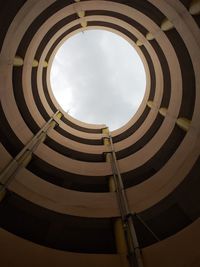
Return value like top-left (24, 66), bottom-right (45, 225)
top-left (0, 0), bottom-right (199, 266)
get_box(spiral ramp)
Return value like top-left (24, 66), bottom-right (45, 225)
top-left (0, 0), bottom-right (200, 266)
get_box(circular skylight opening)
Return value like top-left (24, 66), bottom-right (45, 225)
top-left (50, 30), bottom-right (146, 131)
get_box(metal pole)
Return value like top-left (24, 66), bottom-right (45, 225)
top-left (105, 131), bottom-right (144, 267)
top-left (135, 213), bottom-right (160, 242)
top-left (0, 111), bottom-right (63, 200)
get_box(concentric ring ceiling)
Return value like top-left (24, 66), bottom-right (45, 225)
top-left (0, 1), bottom-right (199, 266)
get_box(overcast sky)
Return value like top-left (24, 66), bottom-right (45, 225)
top-left (50, 29), bottom-right (146, 130)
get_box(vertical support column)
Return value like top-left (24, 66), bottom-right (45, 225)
top-left (102, 127), bottom-right (144, 267)
top-left (0, 111), bottom-right (63, 202)
top-left (102, 128), bottom-right (129, 267)
top-left (114, 218), bottom-right (130, 267)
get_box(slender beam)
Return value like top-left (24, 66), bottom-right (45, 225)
top-left (103, 127), bottom-right (144, 267)
top-left (109, 135), bottom-right (144, 267)
top-left (135, 214), bottom-right (160, 242)
top-left (0, 111), bottom-right (63, 201)
top-left (114, 217), bottom-right (130, 267)
top-left (103, 132), bottom-right (129, 267)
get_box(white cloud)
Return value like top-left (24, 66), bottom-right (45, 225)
top-left (50, 30), bottom-right (146, 130)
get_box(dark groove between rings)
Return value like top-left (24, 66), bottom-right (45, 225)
top-left (0, 0), bottom-right (196, 193)
top-left (0, 155), bottom-right (199, 252)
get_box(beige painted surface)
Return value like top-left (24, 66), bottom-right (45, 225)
top-left (0, 2), bottom-right (199, 267)
top-left (0, 0), bottom-right (199, 237)
top-left (143, 219), bottom-right (200, 267)
top-left (0, 228), bottom-right (121, 267)
top-left (8, 168), bottom-right (120, 218)
top-left (0, 219), bottom-right (199, 267)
